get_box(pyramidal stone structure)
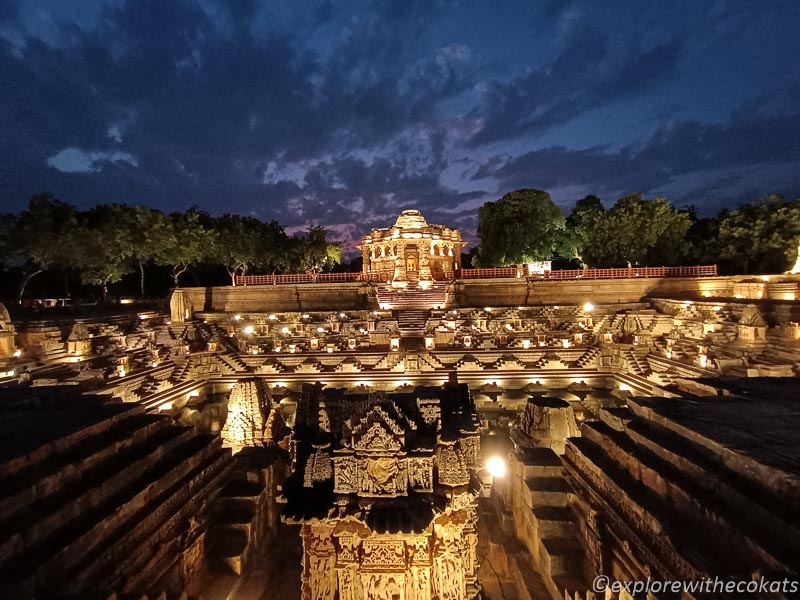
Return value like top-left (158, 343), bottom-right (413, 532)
top-left (281, 382), bottom-right (482, 600)
top-left (221, 378), bottom-right (284, 454)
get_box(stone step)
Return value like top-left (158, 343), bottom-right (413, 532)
top-left (0, 433), bottom-right (221, 591)
top-left (0, 412), bottom-right (168, 521)
top-left (538, 536), bottom-right (585, 577)
top-left (531, 506), bottom-right (578, 538)
top-left (525, 477), bottom-right (570, 508)
top-left (0, 424), bottom-right (193, 559)
top-left (552, 574), bottom-right (589, 597)
top-left (63, 446), bottom-right (230, 595)
top-left (518, 448), bottom-right (563, 479)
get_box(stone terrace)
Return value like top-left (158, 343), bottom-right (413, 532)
top-left (563, 382), bottom-right (800, 586)
top-left (0, 389), bottom-right (232, 599)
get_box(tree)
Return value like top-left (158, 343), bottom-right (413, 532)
top-left (476, 189), bottom-right (565, 266)
top-left (582, 194), bottom-right (691, 268)
top-left (210, 214), bottom-right (263, 285)
top-left (296, 226), bottom-right (342, 280)
top-left (0, 213), bottom-right (18, 271)
top-left (255, 219), bottom-right (295, 278)
top-left (73, 205), bottom-right (135, 301)
top-left (12, 193), bottom-right (78, 303)
top-left (558, 195), bottom-right (604, 266)
top-left (120, 206), bottom-right (172, 298)
top-left (716, 195), bottom-right (800, 274)
top-left (157, 211), bottom-right (216, 288)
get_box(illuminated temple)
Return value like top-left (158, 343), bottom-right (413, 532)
top-left (358, 210), bottom-right (466, 288)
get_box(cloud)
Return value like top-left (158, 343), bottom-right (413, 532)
top-left (468, 27), bottom-right (684, 146)
top-left (474, 88), bottom-right (800, 210)
top-left (0, 0), bottom-right (798, 250)
top-left (47, 147), bottom-right (138, 173)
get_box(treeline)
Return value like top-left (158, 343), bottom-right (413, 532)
top-left (474, 189), bottom-right (800, 274)
top-left (0, 193), bottom-right (343, 302)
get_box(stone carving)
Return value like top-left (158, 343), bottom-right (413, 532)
top-left (283, 384), bottom-right (481, 599)
top-left (363, 573), bottom-right (405, 600)
top-left (738, 304), bottom-right (767, 327)
top-left (334, 456), bottom-right (358, 493)
top-left (304, 448), bottom-right (333, 487)
top-left (362, 539), bottom-right (405, 568)
top-left (221, 378), bottom-right (278, 454)
top-left (407, 457), bottom-right (433, 491)
top-left (0, 303), bottom-right (16, 357)
top-left (355, 422), bottom-right (402, 452)
top-left (67, 322), bottom-right (90, 341)
top-left (436, 443), bottom-right (469, 487)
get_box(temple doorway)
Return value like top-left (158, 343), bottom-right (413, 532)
top-left (406, 256), bottom-right (418, 271)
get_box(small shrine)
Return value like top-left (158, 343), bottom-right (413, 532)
top-left (281, 382), bottom-right (482, 600)
top-left (359, 210), bottom-right (466, 288)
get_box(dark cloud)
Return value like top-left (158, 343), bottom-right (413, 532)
top-left (474, 89), bottom-right (800, 211)
top-left (0, 0), bottom-right (798, 246)
top-left (468, 27), bottom-right (685, 146)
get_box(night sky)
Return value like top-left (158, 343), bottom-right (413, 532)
top-left (2, 0), bottom-right (800, 252)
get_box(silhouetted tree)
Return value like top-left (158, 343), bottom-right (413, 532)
top-left (73, 205), bottom-right (135, 301)
top-left (558, 195), bottom-right (604, 266)
top-left (13, 193), bottom-right (78, 303)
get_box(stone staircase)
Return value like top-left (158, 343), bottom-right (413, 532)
top-left (511, 448), bottom-right (588, 599)
top-left (375, 281), bottom-right (447, 309)
top-left (209, 476), bottom-right (265, 575)
top-left (0, 402), bottom-right (231, 598)
top-left (394, 309), bottom-right (431, 337)
top-left (624, 347), bottom-right (651, 376)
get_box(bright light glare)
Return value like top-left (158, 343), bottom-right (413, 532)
top-left (243, 325), bottom-right (254, 334)
top-left (582, 302), bottom-right (594, 312)
top-left (486, 456), bottom-right (506, 478)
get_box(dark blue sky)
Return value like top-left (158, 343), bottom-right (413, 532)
top-left (2, 0), bottom-right (800, 251)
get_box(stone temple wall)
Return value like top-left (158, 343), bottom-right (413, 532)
top-left (174, 275), bottom-right (800, 315)
top-left (180, 282), bottom-right (376, 313)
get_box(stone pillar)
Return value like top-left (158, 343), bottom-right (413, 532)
top-left (362, 245), bottom-right (370, 278)
top-left (392, 246), bottom-right (408, 288)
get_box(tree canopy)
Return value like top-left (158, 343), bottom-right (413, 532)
top-left (296, 226), bottom-right (343, 279)
top-left (715, 195), bottom-right (800, 274)
top-left (476, 189), bottom-right (565, 266)
top-left (579, 194), bottom-right (692, 268)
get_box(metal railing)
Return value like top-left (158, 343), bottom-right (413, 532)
top-left (235, 272), bottom-right (391, 285)
top-left (460, 265), bottom-right (718, 280)
top-left (236, 265), bottom-right (717, 285)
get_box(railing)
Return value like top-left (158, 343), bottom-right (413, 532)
top-left (460, 267), bottom-right (518, 279)
top-left (236, 265), bottom-right (717, 285)
top-left (540, 265), bottom-right (718, 279)
top-left (460, 265), bottom-right (717, 280)
top-left (235, 272), bottom-right (388, 285)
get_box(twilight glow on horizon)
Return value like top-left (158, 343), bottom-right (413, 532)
top-left (1, 0), bottom-right (799, 250)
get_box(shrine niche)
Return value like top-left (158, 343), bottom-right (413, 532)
top-left (282, 382), bottom-right (481, 600)
top-left (221, 378), bottom-right (287, 454)
top-left (358, 210), bottom-right (466, 288)
top-left (0, 303), bottom-right (16, 357)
